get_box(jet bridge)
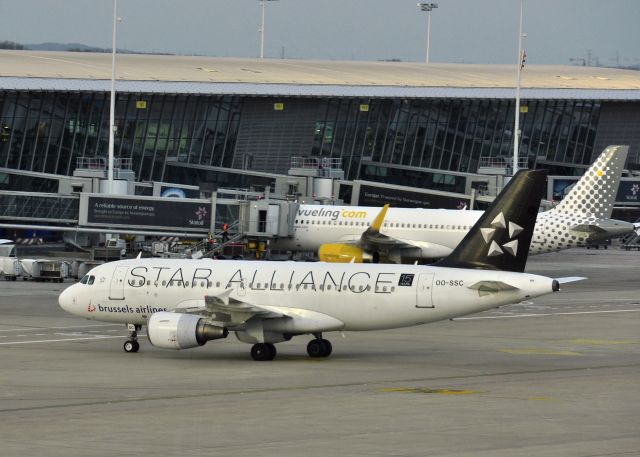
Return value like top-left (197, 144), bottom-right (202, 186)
top-left (237, 200), bottom-right (298, 238)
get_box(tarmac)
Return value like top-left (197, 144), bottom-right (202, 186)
top-left (1, 247), bottom-right (639, 457)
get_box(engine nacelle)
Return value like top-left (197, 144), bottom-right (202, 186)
top-left (318, 243), bottom-right (373, 263)
top-left (147, 312), bottom-right (228, 350)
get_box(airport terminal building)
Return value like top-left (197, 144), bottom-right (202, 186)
top-left (1, 50), bottom-right (640, 239)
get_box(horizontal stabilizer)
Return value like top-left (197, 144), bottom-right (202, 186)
top-left (555, 277), bottom-right (587, 284)
top-left (468, 280), bottom-right (519, 296)
top-left (569, 224), bottom-right (606, 234)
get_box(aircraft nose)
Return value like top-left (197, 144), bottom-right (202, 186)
top-left (58, 285), bottom-right (76, 313)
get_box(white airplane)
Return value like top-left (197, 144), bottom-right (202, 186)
top-left (59, 169), bottom-right (584, 361)
top-left (270, 145), bottom-right (635, 263)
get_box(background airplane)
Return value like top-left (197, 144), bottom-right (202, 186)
top-left (270, 145), bottom-right (634, 263)
top-left (59, 169), bottom-right (584, 361)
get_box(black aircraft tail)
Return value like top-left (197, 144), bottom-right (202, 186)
top-left (437, 169), bottom-right (547, 272)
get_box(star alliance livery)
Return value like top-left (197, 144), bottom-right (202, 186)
top-left (59, 169), bottom-right (584, 361)
top-left (270, 146), bottom-right (634, 263)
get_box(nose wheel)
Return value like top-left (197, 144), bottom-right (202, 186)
top-left (307, 336), bottom-right (332, 358)
top-left (123, 324), bottom-right (141, 353)
top-left (123, 340), bottom-right (140, 353)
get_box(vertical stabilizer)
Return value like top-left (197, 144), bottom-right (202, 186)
top-left (437, 169), bottom-right (547, 272)
top-left (551, 145), bottom-right (628, 219)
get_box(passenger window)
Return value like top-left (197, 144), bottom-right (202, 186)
top-left (162, 280), bottom-right (166, 286)
top-left (391, 286), bottom-right (395, 292)
top-left (216, 282), bottom-right (220, 287)
top-left (146, 280), bottom-right (151, 286)
top-left (327, 285), bottom-right (332, 290)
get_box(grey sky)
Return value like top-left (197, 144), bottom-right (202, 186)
top-left (2, 0), bottom-right (639, 66)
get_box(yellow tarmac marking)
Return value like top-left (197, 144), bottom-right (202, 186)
top-left (500, 348), bottom-right (582, 356)
top-left (382, 387), bottom-right (481, 395)
top-left (528, 397), bottom-right (557, 402)
top-left (568, 339), bottom-right (640, 346)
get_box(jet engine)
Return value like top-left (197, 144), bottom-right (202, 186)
top-left (147, 312), bottom-right (228, 350)
top-left (318, 243), bottom-right (374, 263)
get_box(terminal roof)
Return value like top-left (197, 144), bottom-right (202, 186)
top-left (1, 50), bottom-right (639, 98)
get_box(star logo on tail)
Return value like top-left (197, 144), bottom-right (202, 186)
top-left (481, 212), bottom-right (523, 257)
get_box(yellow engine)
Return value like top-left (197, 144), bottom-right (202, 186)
top-left (318, 244), bottom-right (373, 263)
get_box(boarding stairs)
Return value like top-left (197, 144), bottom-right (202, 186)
top-left (621, 217), bottom-right (640, 251)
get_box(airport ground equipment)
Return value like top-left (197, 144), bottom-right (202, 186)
top-left (20, 259), bottom-right (64, 282)
top-left (0, 257), bottom-right (21, 280)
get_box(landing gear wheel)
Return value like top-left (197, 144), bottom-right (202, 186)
top-left (307, 338), bottom-right (332, 358)
top-left (123, 324), bottom-right (142, 353)
top-left (320, 339), bottom-right (332, 357)
top-left (123, 340), bottom-right (139, 353)
top-left (251, 343), bottom-right (276, 361)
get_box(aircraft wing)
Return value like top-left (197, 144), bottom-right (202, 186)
top-left (357, 205), bottom-right (453, 258)
top-left (177, 290), bottom-right (344, 333)
top-left (204, 290), bottom-right (285, 324)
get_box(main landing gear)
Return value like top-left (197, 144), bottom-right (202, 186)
top-left (307, 334), bottom-right (332, 358)
top-left (249, 334), bottom-right (333, 361)
top-left (251, 343), bottom-right (277, 361)
top-left (123, 324), bottom-right (141, 353)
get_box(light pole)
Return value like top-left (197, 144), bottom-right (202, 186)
top-left (107, 0), bottom-right (120, 193)
top-left (258, 0), bottom-right (278, 59)
top-left (417, 2), bottom-right (438, 64)
top-left (513, 0), bottom-right (525, 174)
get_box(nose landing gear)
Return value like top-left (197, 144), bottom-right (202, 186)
top-left (123, 324), bottom-right (141, 353)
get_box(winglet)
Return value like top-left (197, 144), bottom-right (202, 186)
top-left (136, 251), bottom-right (142, 260)
top-left (369, 204), bottom-right (390, 234)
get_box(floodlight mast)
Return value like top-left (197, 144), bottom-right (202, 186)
top-left (513, 0), bottom-right (525, 174)
top-left (107, 0), bottom-right (118, 192)
top-left (417, 2), bottom-right (438, 64)
top-left (259, 0), bottom-right (279, 59)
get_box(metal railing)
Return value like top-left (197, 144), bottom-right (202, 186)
top-left (76, 157), bottom-right (133, 170)
top-left (290, 156), bottom-right (342, 170)
top-left (478, 156), bottom-right (529, 170)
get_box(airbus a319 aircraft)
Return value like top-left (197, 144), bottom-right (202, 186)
top-left (270, 146), bottom-right (635, 263)
top-left (59, 169), bottom-right (584, 361)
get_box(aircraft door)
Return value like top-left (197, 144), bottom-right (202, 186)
top-left (109, 266), bottom-right (128, 300)
top-left (415, 273), bottom-right (434, 308)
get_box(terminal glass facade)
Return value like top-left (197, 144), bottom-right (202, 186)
top-left (0, 89), bottom-right (606, 185)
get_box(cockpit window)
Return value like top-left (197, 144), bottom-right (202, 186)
top-left (80, 275), bottom-right (95, 285)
